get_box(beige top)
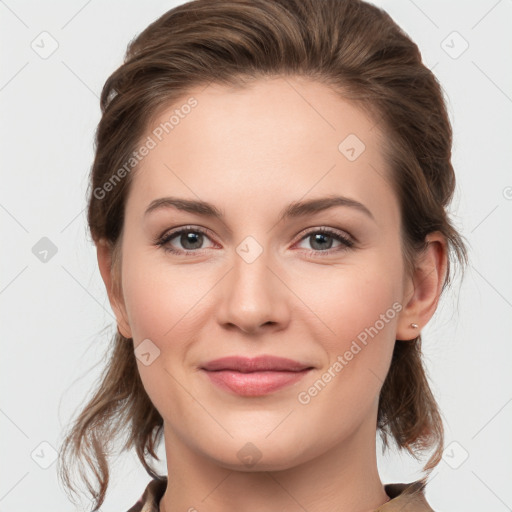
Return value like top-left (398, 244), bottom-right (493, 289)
top-left (126, 477), bottom-right (435, 511)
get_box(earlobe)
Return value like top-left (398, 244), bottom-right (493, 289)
top-left (95, 238), bottom-right (133, 339)
top-left (396, 232), bottom-right (448, 341)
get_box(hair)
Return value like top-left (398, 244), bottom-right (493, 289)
top-left (57, 0), bottom-right (469, 509)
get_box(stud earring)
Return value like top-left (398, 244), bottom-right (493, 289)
top-left (410, 323), bottom-right (419, 329)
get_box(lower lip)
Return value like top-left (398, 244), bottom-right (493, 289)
top-left (202, 369), bottom-right (312, 396)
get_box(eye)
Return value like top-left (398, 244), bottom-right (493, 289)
top-left (295, 227), bottom-right (354, 256)
top-left (155, 226), bottom-right (355, 257)
top-left (155, 226), bottom-right (216, 255)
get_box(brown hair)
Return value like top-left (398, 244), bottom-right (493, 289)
top-left (58, 0), bottom-right (468, 509)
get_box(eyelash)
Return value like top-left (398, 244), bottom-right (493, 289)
top-left (155, 225), bottom-right (355, 257)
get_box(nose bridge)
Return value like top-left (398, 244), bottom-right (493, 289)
top-left (216, 234), bottom-right (288, 331)
top-left (231, 235), bottom-right (276, 305)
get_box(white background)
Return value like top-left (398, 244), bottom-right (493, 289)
top-left (1, 1), bottom-right (511, 510)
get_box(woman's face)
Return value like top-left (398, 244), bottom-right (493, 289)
top-left (110, 76), bottom-right (414, 469)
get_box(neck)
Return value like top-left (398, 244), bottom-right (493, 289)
top-left (160, 413), bottom-right (390, 512)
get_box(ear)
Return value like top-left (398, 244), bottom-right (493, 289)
top-left (396, 232), bottom-right (448, 341)
top-left (96, 238), bottom-right (133, 339)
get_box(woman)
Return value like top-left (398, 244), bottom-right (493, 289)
top-left (58, 0), bottom-right (468, 510)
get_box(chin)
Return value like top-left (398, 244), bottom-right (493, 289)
top-left (200, 436), bottom-right (312, 472)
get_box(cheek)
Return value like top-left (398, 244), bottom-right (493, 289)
top-left (299, 258), bottom-right (400, 335)
top-left (121, 247), bottom-right (207, 342)
top-left (120, 249), bottom-right (212, 411)
top-left (291, 265), bottom-right (401, 437)
top-left (292, 252), bottom-right (402, 383)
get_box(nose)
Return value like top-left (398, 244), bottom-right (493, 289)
top-left (215, 247), bottom-right (290, 335)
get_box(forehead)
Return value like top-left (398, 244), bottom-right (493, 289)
top-left (127, 76), bottom-right (398, 227)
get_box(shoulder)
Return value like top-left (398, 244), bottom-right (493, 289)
top-left (378, 479), bottom-right (435, 511)
top-left (126, 476), bottom-right (167, 512)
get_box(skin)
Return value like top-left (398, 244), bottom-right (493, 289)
top-left (97, 76), bottom-right (447, 512)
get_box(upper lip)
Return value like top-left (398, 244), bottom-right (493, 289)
top-left (200, 355), bottom-right (313, 373)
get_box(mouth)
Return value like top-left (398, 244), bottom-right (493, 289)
top-left (200, 355), bottom-right (314, 396)
top-left (200, 355), bottom-right (313, 372)
top-left (201, 368), bottom-right (313, 396)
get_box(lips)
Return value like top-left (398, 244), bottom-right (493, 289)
top-left (200, 355), bottom-right (312, 373)
top-left (200, 355), bottom-right (314, 396)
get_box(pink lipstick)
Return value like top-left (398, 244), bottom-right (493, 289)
top-left (200, 355), bottom-right (313, 396)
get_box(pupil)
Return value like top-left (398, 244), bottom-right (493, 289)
top-left (182, 232), bottom-right (202, 249)
top-left (312, 233), bottom-right (332, 250)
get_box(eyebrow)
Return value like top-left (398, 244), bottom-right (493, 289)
top-left (144, 195), bottom-right (375, 222)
